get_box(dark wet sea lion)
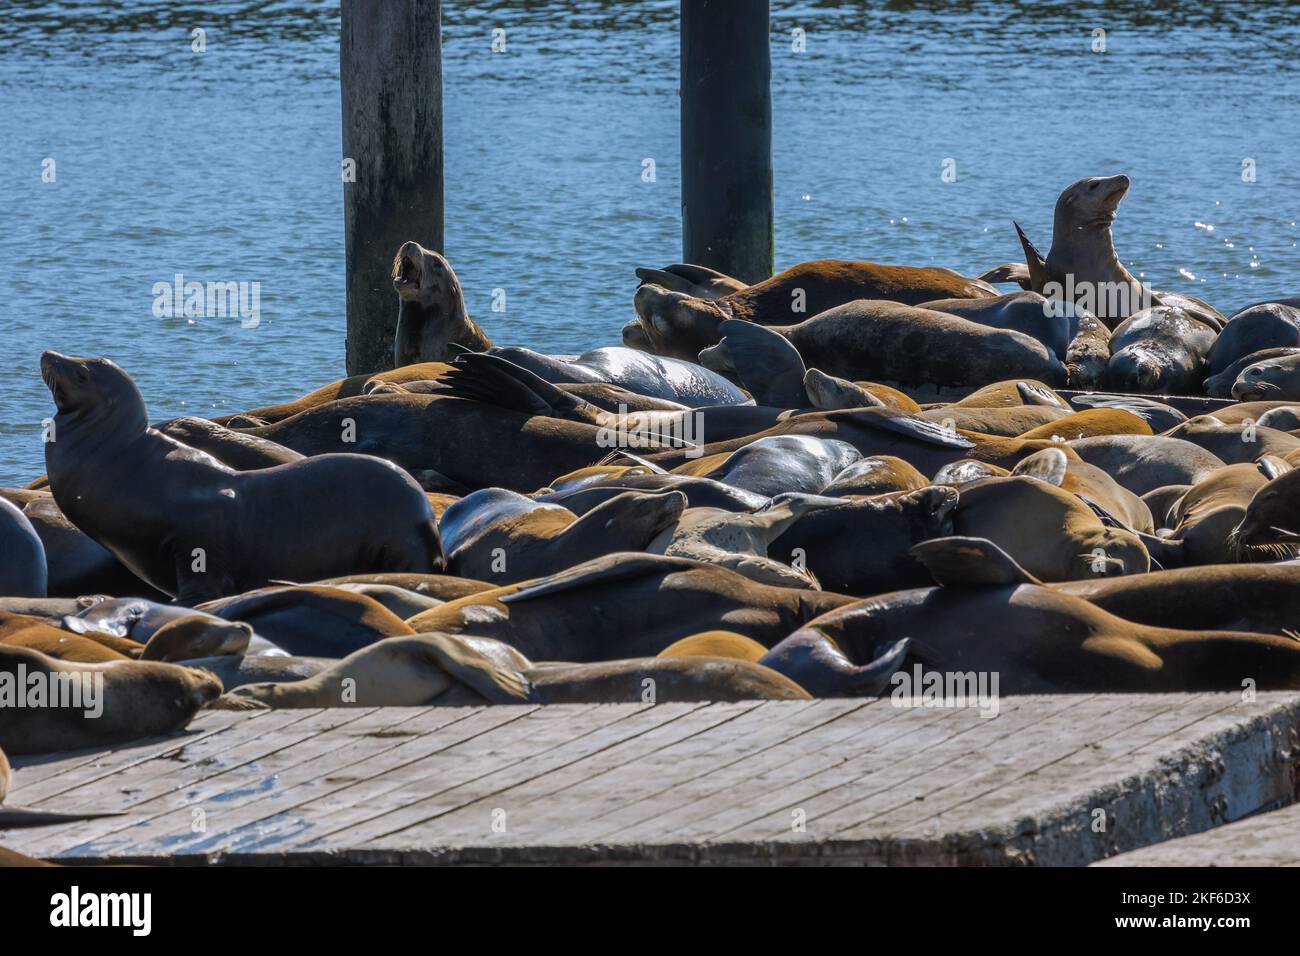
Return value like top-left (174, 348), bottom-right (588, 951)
top-left (0, 644), bottom-right (222, 755)
top-left (196, 585), bottom-right (415, 658)
top-left (675, 435), bottom-right (862, 497)
top-left (1204, 346), bottom-right (1300, 397)
top-left (391, 241), bottom-right (492, 366)
top-left (781, 537), bottom-right (1300, 693)
top-left (700, 304), bottom-right (1066, 388)
top-left (41, 353), bottom-right (444, 603)
top-left (1059, 563), bottom-right (1300, 636)
top-left (1106, 306), bottom-right (1217, 393)
top-left (216, 632), bottom-right (811, 709)
top-left (404, 553), bottom-right (855, 660)
top-left (0, 497), bottom-right (46, 598)
top-left (631, 259), bottom-right (996, 361)
top-left (950, 475), bottom-right (1149, 579)
top-left (61, 596), bottom-right (231, 647)
top-left (448, 490), bottom-right (686, 584)
top-left (1205, 303), bottom-right (1300, 376)
top-left (1230, 352), bottom-right (1300, 402)
top-left (919, 291), bottom-right (1069, 357)
top-left (932, 460), bottom-right (1011, 484)
top-left (769, 486), bottom-right (958, 596)
top-left (156, 417), bottom-right (304, 470)
top-left (538, 473), bottom-right (771, 515)
top-left (1068, 435), bottom-right (1226, 496)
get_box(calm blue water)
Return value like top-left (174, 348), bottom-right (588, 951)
top-left (1, 1), bottom-right (1297, 484)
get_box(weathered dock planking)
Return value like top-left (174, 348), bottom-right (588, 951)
top-left (1094, 801), bottom-right (1300, 866)
top-left (4, 693), bottom-right (1299, 866)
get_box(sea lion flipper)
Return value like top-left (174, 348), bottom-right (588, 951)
top-left (1011, 447), bottom-right (1069, 486)
top-left (909, 536), bottom-right (1042, 587)
top-left (501, 555), bottom-right (689, 604)
top-left (1258, 455), bottom-right (1293, 482)
top-left (0, 808), bottom-right (128, 828)
top-left (442, 352), bottom-right (569, 417)
top-left (977, 262), bottom-right (1033, 290)
top-left (868, 414), bottom-right (976, 450)
top-left (1015, 381), bottom-right (1070, 409)
top-left (1013, 221), bottom-right (1050, 293)
top-left (408, 633), bottom-right (534, 704)
top-left (714, 319), bottom-right (810, 408)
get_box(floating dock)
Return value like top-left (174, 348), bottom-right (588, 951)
top-left (4, 692), bottom-right (1298, 865)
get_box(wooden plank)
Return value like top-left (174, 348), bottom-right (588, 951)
top-left (1094, 800), bottom-right (1300, 866)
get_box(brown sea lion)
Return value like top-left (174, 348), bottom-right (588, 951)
top-left (1143, 462), bottom-right (1282, 566)
top-left (631, 259), bottom-right (996, 361)
top-left (802, 370), bottom-right (922, 413)
top-left (817, 456), bottom-right (930, 497)
top-left (1067, 435), bottom-right (1226, 496)
top-left (196, 585), bottom-right (415, 658)
top-left (916, 405), bottom-right (1069, 437)
top-left (0, 612), bottom-right (134, 663)
top-left (776, 536), bottom-right (1300, 693)
top-left (403, 554), bottom-right (856, 660)
top-left (391, 241), bottom-right (492, 366)
top-left (950, 475), bottom-right (1150, 579)
top-left (1012, 447), bottom-right (1154, 533)
top-left (634, 263), bottom-right (749, 299)
top-left (1163, 416), bottom-right (1300, 464)
top-left (1017, 407), bottom-right (1152, 442)
top-left (950, 379), bottom-right (1072, 410)
top-left (139, 615), bottom-right (254, 662)
top-left (41, 352), bottom-right (443, 603)
top-left (156, 416), bottom-right (305, 470)
top-left (311, 573), bottom-right (494, 604)
top-left (0, 644), bottom-right (222, 755)
top-left (218, 362), bottom-right (455, 425)
top-left (1229, 459), bottom-right (1300, 557)
top-left (658, 631), bottom-right (767, 661)
top-left (214, 632), bottom-right (810, 709)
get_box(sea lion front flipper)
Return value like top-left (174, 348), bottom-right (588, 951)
top-left (408, 633), bottom-right (534, 704)
top-left (1258, 455), bottom-right (1293, 482)
top-left (1136, 532), bottom-right (1184, 570)
top-left (501, 554), bottom-right (697, 604)
top-left (712, 319), bottom-right (810, 408)
top-left (1014, 221), bottom-right (1050, 294)
top-left (1011, 447), bottom-right (1069, 486)
top-left (635, 264), bottom-right (747, 300)
top-left (1015, 381), bottom-right (1071, 409)
top-left (977, 262), bottom-right (1033, 290)
top-left (441, 352), bottom-right (578, 418)
top-left (909, 536), bottom-right (1042, 587)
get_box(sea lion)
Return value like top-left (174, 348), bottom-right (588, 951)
top-left (1067, 435), bottom-right (1226, 496)
top-left (1205, 347), bottom-right (1300, 397)
top-left (932, 460), bottom-right (1011, 485)
top-left (539, 473), bottom-right (771, 515)
top-left (676, 435), bottom-right (862, 497)
top-left (916, 405), bottom-right (1068, 437)
top-left (1012, 447), bottom-right (1154, 533)
top-left (769, 486), bottom-right (959, 596)
top-left (196, 585), bottom-right (416, 658)
top-left (658, 631), bottom-right (767, 661)
top-left (949, 475), bottom-right (1149, 579)
top-left (631, 259), bottom-right (996, 361)
top-left (41, 352), bottom-right (444, 603)
top-left (140, 615), bottom-right (253, 662)
top-left (156, 417), bottom-right (304, 470)
top-left (634, 263), bottom-right (749, 300)
top-left (950, 380), bottom-right (1071, 410)
top-left (1017, 408), bottom-right (1153, 442)
top-left (1163, 417), bottom-right (1300, 464)
top-left (214, 632), bottom-right (810, 709)
top-left (700, 306), bottom-right (1066, 389)
top-left (177, 653), bottom-right (331, 690)
top-left (307, 582), bottom-right (443, 619)
top-left (311, 572), bottom-right (494, 604)
top-left (1205, 303), bottom-right (1300, 377)
top-left (817, 456), bottom-right (930, 497)
top-left (1106, 306), bottom-right (1217, 393)
top-left (447, 489), bottom-right (686, 584)
top-left (919, 291), bottom-right (1070, 357)
top-left (404, 554), bottom-right (856, 660)
top-left (1065, 393), bottom-right (1187, 433)
top-left (1229, 460), bottom-right (1300, 557)
top-left (0, 644), bottom-right (222, 755)
top-left (802, 370), bottom-right (922, 413)
top-left (61, 596), bottom-right (236, 648)
top-left (1143, 462), bottom-right (1281, 566)
top-left (1230, 352), bottom-right (1300, 402)
top-left (391, 241), bottom-right (492, 366)
top-left (777, 536), bottom-right (1300, 693)
top-left (219, 361), bottom-right (454, 425)
top-left (1141, 484), bottom-right (1191, 529)
top-left (1059, 563), bottom-right (1300, 636)
top-left (0, 497), bottom-right (46, 598)
top-left (1257, 406), bottom-right (1300, 431)
top-left (0, 612), bottom-right (134, 663)
top-left (647, 496), bottom-right (830, 588)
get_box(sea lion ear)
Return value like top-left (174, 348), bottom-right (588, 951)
top-left (1013, 221), bottom-right (1051, 293)
top-left (909, 536), bottom-right (1042, 587)
top-left (1011, 447), bottom-right (1068, 486)
top-left (1258, 455), bottom-right (1293, 482)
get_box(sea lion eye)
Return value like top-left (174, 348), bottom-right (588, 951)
top-left (1089, 182), bottom-right (1098, 190)
top-left (76, 367), bottom-right (90, 382)
top-left (1250, 368), bottom-right (1262, 376)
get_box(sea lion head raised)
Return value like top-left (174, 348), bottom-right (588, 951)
top-left (40, 352), bottom-right (146, 432)
top-left (1231, 359), bottom-right (1293, 401)
top-left (1231, 460), bottom-right (1300, 556)
top-left (630, 284), bottom-right (727, 361)
top-left (392, 241), bottom-right (486, 366)
top-left (1054, 174), bottom-right (1131, 232)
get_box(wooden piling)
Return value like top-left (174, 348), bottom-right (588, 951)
top-left (680, 0), bottom-right (774, 285)
top-left (341, 0), bottom-right (444, 375)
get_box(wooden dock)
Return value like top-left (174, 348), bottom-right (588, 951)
top-left (4, 692), bottom-right (1299, 866)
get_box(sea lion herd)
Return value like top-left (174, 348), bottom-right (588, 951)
top-left (5, 175), bottom-right (1300, 764)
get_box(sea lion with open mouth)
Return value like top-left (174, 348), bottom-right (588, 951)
top-left (40, 352), bottom-right (444, 604)
top-left (391, 241), bottom-right (492, 366)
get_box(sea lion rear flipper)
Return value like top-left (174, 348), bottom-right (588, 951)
top-left (868, 414), bottom-right (976, 450)
top-left (593, 449), bottom-right (667, 474)
top-left (1258, 455), bottom-right (1293, 482)
top-left (1011, 447), bottom-right (1069, 486)
top-left (713, 319), bottom-right (810, 408)
top-left (635, 264), bottom-right (747, 299)
top-left (1013, 221), bottom-right (1050, 294)
top-left (977, 262), bottom-right (1033, 290)
top-left (1015, 381), bottom-right (1070, 409)
top-left (501, 554), bottom-right (690, 604)
top-left (407, 633), bottom-right (534, 704)
top-left (909, 536), bottom-right (1042, 587)
top-left (441, 352), bottom-right (572, 417)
